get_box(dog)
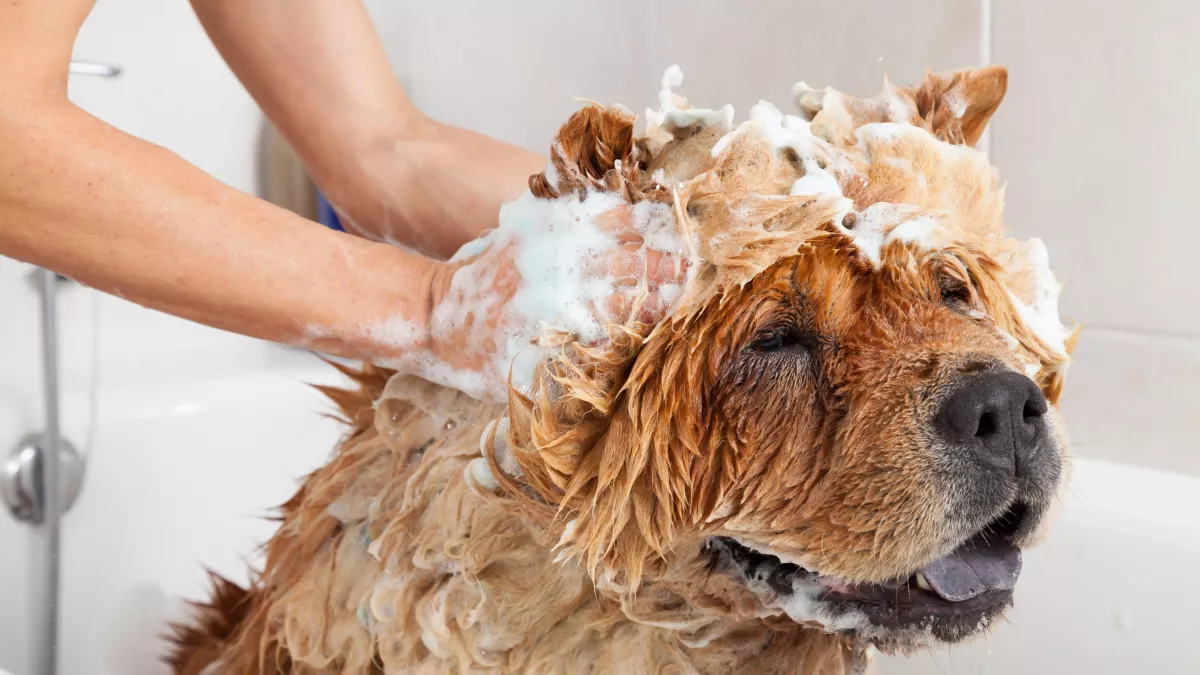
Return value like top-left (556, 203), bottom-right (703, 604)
top-left (168, 64), bottom-right (1075, 674)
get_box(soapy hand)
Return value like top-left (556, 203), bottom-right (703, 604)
top-left (417, 194), bottom-right (689, 403)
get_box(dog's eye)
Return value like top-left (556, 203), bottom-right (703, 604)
top-left (748, 329), bottom-right (804, 353)
top-left (938, 276), bottom-right (973, 306)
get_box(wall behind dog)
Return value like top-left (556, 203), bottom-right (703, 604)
top-left (989, 0), bottom-right (1200, 477)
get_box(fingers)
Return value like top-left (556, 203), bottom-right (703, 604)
top-left (593, 274), bottom-right (685, 329)
top-left (642, 247), bottom-right (688, 286)
top-left (578, 238), bottom-right (690, 331)
top-left (591, 204), bottom-right (690, 282)
top-left (588, 244), bottom-right (686, 285)
top-left (595, 281), bottom-right (643, 327)
top-left (592, 205), bottom-right (636, 237)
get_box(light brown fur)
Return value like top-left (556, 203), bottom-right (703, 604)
top-left (169, 67), bottom-right (1074, 674)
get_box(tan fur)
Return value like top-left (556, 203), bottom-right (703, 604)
top-left (170, 67), bottom-right (1072, 674)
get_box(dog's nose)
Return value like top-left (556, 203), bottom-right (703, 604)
top-left (936, 371), bottom-right (1048, 473)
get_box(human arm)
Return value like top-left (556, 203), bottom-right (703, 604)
top-left (188, 0), bottom-right (546, 258)
top-left (0, 0), bottom-right (686, 403)
top-left (0, 0), bottom-right (439, 363)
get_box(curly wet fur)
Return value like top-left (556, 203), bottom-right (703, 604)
top-left (169, 66), bottom-right (1073, 675)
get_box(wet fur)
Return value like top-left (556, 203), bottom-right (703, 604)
top-left (169, 67), bottom-right (1073, 674)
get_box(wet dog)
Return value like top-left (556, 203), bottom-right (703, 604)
top-left (169, 65), bottom-right (1074, 675)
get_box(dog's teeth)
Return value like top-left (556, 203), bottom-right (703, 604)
top-left (914, 573), bottom-right (933, 591)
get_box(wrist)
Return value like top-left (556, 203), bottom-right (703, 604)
top-left (299, 237), bottom-right (447, 365)
top-left (312, 118), bottom-right (438, 242)
top-left (423, 258), bottom-right (456, 340)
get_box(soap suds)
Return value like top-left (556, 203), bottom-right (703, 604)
top-left (555, 519), bottom-right (578, 551)
top-left (856, 122), bottom-right (976, 164)
top-left (854, 122), bottom-right (907, 149)
top-left (450, 234), bottom-right (493, 262)
top-left (835, 203), bottom-right (928, 265)
top-left (710, 97), bottom-right (857, 214)
top-left (1006, 238), bottom-right (1071, 357)
top-left (645, 65), bottom-right (735, 140)
top-left (632, 199), bottom-right (686, 254)
top-left (430, 188), bottom-right (688, 402)
top-left (301, 316), bottom-right (426, 354)
top-left (882, 86), bottom-right (911, 121)
top-left (790, 81), bottom-right (827, 121)
top-left (887, 215), bottom-right (942, 249)
top-left (789, 170), bottom-right (842, 199)
top-left (465, 457), bottom-right (499, 491)
top-left (772, 577), bottom-right (871, 634)
top-left (657, 282), bottom-right (683, 309)
top-left (720, 540), bottom-right (872, 635)
top-left (503, 190), bottom-right (628, 344)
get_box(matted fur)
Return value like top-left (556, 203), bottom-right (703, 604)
top-left (170, 67), bottom-right (1075, 675)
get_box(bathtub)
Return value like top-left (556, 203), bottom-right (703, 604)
top-left (3, 349), bottom-right (1198, 674)
top-left (56, 361), bottom-right (350, 675)
top-left (0, 340), bottom-right (350, 675)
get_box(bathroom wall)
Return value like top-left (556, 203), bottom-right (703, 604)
top-left (989, 0), bottom-right (1200, 476)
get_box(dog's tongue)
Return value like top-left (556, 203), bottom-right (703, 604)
top-left (919, 536), bottom-right (1022, 602)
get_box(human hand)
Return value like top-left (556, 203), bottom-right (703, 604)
top-left (408, 192), bottom-right (690, 403)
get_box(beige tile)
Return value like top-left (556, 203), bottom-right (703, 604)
top-left (395, 0), bottom-right (654, 153)
top-left (1054, 327), bottom-right (1200, 477)
top-left (992, 0), bottom-right (1200, 337)
top-left (648, 0), bottom-right (981, 119)
top-left (363, 0), bottom-right (414, 81)
top-left (388, 0), bottom-right (981, 171)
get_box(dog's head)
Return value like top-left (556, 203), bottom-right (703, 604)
top-left (481, 66), bottom-right (1075, 651)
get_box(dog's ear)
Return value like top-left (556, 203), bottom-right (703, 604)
top-left (913, 66), bottom-right (1008, 147)
top-left (792, 66), bottom-right (1006, 149)
top-left (529, 105), bottom-right (665, 203)
top-left (490, 322), bottom-right (714, 589)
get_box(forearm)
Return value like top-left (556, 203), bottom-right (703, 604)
top-left (189, 0), bottom-right (417, 176)
top-left (0, 99), bottom-right (441, 362)
top-left (363, 124), bottom-right (548, 257)
top-left (190, 0), bottom-right (544, 258)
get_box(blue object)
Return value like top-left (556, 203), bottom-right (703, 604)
top-left (316, 191), bottom-right (345, 232)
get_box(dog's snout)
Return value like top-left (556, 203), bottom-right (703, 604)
top-left (936, 371), bottom-right (1048, 473)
